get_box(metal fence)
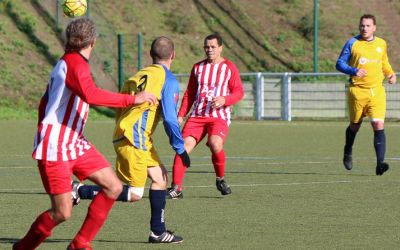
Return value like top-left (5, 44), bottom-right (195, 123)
top-left (175, 72), bottom-right (400, 121)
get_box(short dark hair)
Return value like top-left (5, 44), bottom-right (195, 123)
top-left (204, 33), bottom-right (223, 46)
top-left (360, 14), bottom-right (376, 25)
top-left (150, 36), bottom-right (174, 61)
top-left (65, 18), bottom-right (97, 52)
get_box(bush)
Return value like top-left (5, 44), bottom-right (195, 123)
top-left (298, 14), bottom-right (313, 39)
top-left (166, 12), bottom-right (193, 34)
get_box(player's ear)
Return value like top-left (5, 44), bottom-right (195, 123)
top-left (171, 51), bottom-right (176, 60)
top-left (90, 38), bottom-right (96, 48)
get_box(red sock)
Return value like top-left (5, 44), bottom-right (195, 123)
top-left (71, 191), bottom-right (115, 247)
top-left (15, 211), bottom-right (57, 250)
top-left (172, 153), bottom-right (187, 191)
top-left (212, 150), bottom-right (225, 178)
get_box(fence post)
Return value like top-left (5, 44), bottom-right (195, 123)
top-left (56, 0), bottom-right (60, 28)
top-left (118, 33), bottom-right (123, 91)
top-left (281, 72), bottom-right (292, 121)
top-left (255, 72), bottom-right (264, 120)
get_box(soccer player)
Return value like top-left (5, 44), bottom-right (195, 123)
top-left (72, 36), bottom-right (189, 243)
top-left (13, 18), bottom-right (157, 250)
top-left (167, 33), bottom-right (244, 199)
top-left (336, 14), bottom-right (396, 175)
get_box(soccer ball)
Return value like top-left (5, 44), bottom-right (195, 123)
top-left (62, 0), bottom-right (87, 18)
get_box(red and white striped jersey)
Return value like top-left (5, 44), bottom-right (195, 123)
top-left (178, 58), bottom-right (244, 124)
top-left (33, 52), bottom-right (136, 162)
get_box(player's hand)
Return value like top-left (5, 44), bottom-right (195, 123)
top-left (177, 116), bottom-right (184, 125)
top-left (388, 74), bottom-right (397, 84)
top-left (356, 69), bottom-right (367, 77)
top-left (133, 92), bottom-right (157, 105)
top-left (212, 96), bottom-right (226, 109)
top-left (178, 150), bottom-right (191, 168)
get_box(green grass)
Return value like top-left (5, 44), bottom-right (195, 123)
top-left (0, 106), bottom-right (115, 120)
top-left (1, 120), bottom-right (400, 249)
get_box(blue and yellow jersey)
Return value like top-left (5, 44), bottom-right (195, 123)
top-left (336, 35), bottom-right (394, 88)
top-left (113, 64), bottom-right (185, 154)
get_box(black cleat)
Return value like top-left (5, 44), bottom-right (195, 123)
top-left (166, 185), bottom-right (183, 199)
top-left (216, 178), bottom-right (231, 195)
top-left (343, 154), bottom-right (353, 170)
top-left (376, 162), bottom-right (389, 176)
top-left (148, 230), bottom-right (183, 244)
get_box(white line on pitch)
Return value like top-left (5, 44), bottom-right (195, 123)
top-left (0, 180), bottom-right (373, 193)
top-left (182, 180), bottom-right (374, 189)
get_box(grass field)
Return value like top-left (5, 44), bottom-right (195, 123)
top-left (0, 119), bottom-right (399, 249)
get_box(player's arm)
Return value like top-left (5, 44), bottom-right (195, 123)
top-left (381, 42), bottom-right (396, 84)
top-left (160, 77), bottom-right (190, 167)
top-left (177, 67), bottom-right (197, 118)
top-left (336, 39), bottom-right (359, 76)
top-left (66, 61), bottom-right (156, 107)
top-left (224, 63), bottom-right (244, 106)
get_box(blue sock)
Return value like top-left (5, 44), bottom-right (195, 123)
top-left (344, 126), bottom-right (357, 155)
top-left (78, 185), bottom-right (129, 202)
top-left (374, 129), bottom-right (385, 165)
top-left (149, 189), bottom-right (166, 235)
top-left (78, 185), bottom-right (100, 200)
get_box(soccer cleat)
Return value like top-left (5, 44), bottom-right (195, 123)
top-left (166, 185), bottom-right (183, 199)
top-left (343, 154), bottom-right (353, 170)
top-left (216, 178), bottom-right (232, 195)
top-left (376, 162), bottom-right (389, 176)
top-left (71, 181), bottom-right (83, 206)
top-left (148, 230), bottom-right (183, 244)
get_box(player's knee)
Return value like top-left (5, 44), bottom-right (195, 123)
top-left (371, 121), bottom-right (384, 130)
top-left (151, 176), bottom-right (167, 189)
top-left (148, 166), bottom-right (168, 189)
top-left (51, 209), bottom-right (72, 223)
top-left (209, 143), bottom-right (223, 153)
top-left (128, 187), bottom-right (144, 202)
top-left (103, 183), bottom-right (123, 200)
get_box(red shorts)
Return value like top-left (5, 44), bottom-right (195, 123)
top-left (38, 146), bottom-right (110, 195)
top-left (181, 117), bottom-right (229, 143)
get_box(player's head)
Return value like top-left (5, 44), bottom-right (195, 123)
top-left (150, 36), bottom-right (175, 63)
top-left (359, 14), bottom-right (376, 40)
top-left (65, 18), bottom-right (97, 52)
top-left (203, 33), bottom-right (223, 63)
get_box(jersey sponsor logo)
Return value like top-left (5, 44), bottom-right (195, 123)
top-left (200, 85), bottom-right (216, 99)
top-left (376, 47), bottom-right (382, 53)
top-left (359, 57), bottom-right (378, 65)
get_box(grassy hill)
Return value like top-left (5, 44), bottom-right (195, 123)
top-left (1, 0), bottom-right (400, 112)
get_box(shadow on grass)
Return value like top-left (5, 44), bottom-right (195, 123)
top-left (0, 237), bottom-right (147, 245)
top-left (0, 191), bottom-right (46, 195)
top-left (0, 238), bottom-right (18, 243)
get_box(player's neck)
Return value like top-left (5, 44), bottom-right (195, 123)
top-left (361, 35), bottom-right (375, 42)
top-left (207, 57), bottom-right (224, 64)
top-left (154, 60), bottom-right (171, 70)
top-left (79, 47), bottom-right (92, 60)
